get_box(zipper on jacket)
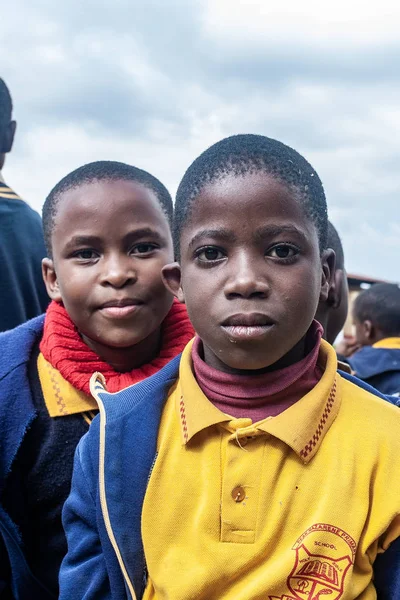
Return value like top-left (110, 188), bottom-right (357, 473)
top-left (90, 373), bottom-right (137, 600)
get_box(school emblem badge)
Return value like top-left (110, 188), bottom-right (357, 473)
top-left (270, 523), bottom-right (356, 600)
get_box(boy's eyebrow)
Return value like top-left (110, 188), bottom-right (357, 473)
top-left (188, 225), bottom-right (309, 249)
top-left (63, 228), bottom-right (166, 251)
top-left (253, 224), bottom-right (308, 242)
top-left (123, 227), bottom-right (166, 242)
top-left (188, 229), bottom-right (237, 249)
top-left (64, 235), bottom-right (102, 250)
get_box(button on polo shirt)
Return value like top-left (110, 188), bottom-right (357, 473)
top-left (141, 339), bottom-right (400, 600)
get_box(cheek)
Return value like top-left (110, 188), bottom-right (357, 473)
top-left (181, 285), bottom-right (205, 328)
top-left (57, 269), bottom-right (93, 308)
top-left (148, 270), bottom-right (173, 299)
top-left (354, 323), bottom-right (363, 341)
top-left (284, 273), bottom-right (320, 308)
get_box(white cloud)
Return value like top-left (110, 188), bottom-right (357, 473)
top-left (202, 0), bottom-right (400, 46)
top-left (1, 0), bottom-right (399, 283)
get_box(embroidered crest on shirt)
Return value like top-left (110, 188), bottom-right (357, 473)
top-left (270, 523), bottom-right (356, 600)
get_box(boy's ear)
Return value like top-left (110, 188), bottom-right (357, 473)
top-left (2, 121), bottom-right (16, 153)
top-left (42, 258), bottom-right (62, 302)
top-left (363, 319), bottom-right (374, 341)
top-left (319, 249), bottom-right (335, 303)
top-left (162, 262), bottom-right (185, 303)
top-left (328, 268), bottom-right (345, 309)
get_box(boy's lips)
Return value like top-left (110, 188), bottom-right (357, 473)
top-left (220, 313), bottom-right (275, 340)
top-left (98, 298), bottom-right (143, 319)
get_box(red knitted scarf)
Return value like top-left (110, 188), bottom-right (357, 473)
top-left (40, 300), bottom-right (194, 395)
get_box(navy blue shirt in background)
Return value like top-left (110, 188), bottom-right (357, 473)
top-left (0, 179), bottom-right (49, 331)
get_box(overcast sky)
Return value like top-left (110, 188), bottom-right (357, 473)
top-left (1, 0), bottom-right (399, 281)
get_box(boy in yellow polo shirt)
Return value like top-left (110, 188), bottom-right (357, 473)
top-left (60, 135), bottom-right (400, 600)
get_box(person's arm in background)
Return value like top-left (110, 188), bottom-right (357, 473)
top-left (335, 334), bottom-right (360, 359)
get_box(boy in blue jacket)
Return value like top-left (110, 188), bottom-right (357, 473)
top-left (349, 283), bottom-right (400, 395)
top-left (0, 161), bottom-right (193, 599)
top-left (60, 136), bottom-right (400, 600)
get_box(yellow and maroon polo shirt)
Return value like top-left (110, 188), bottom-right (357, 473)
top-left (141, 339), bottom-right (400, 600)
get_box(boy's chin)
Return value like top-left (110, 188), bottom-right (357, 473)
top-left (98, 335), bottom-right (147, 350)
top-left (81, 330), bottom-right (148, 352)
top-left (207, 348), bottom-right (285, 374)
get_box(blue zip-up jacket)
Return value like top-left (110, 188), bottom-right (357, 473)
top-left (348, 345), bottom-right (400, 396)
top-left (59, 362), bottom-right (400, 600)
top-left (0, 315), bottom-right (56, 599)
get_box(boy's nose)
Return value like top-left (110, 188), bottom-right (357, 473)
top-left (101, 256), bottom-right (138, 288)
top-left (224, 256), bottom-right (269, 299)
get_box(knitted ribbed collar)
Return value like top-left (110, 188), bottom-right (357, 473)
top-left (40, 300), bottom-right (194, 396)
top-left (191, 321), bottom-right (323, 420)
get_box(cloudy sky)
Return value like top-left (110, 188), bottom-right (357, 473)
top-left (1, 0), bottom-right (399, 280)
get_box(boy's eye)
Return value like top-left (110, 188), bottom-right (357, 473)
top-left (131, 243), bottom-right (158, 255)
top-left (267, 244), bottom-right (298, 259)
top-left (75, 249), bottom-right (98, 260)
top-left (196, 247), bottom-right (225, 262)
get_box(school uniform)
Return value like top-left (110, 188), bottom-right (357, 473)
top-left (0, 176), bottom-right (49, 331)
top-left (60, 338), bottom-right (400, 600)
top-left (348, 338), bottom-right (400, 396)
top-left (0, 300), bottom-right (194, 599)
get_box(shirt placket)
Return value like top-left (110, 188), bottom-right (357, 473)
top-left (220, 419), bottom-right (267, 544)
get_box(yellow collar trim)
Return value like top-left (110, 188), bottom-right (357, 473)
top-left (177, 339), bottom-right (341, 463)
top-left (0, 176), bottom-right (20, 199)
top-left (373, 337), bottom-right (400, 350)
top-left (177, 340), bottom-right (231, 445)
top-left (37, 352), bottom-right (98, 417)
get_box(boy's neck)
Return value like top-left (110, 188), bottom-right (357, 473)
top-left (192, 324), bottom-right (322, 420)
top-left (80, 328), bottom-right (162, 372)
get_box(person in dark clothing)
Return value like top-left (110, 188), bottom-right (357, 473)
top-left (0, 77), bottom-right (49, 330)
top-left (348, 282), bottom-right (400, 395)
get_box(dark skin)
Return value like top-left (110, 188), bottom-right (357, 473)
top-left (353, 316), bottom-right (388, 347)
top-left (43, 179), bottom-right (174, 372)
top-left (315, 263), bottom-right (349, 345)
top-left (164, 172), bottom-right (333, 375)
top-left (0, 120), bottom-right (17, 170)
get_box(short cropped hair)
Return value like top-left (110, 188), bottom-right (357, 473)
top-left (42, 160), bottom-right (173, 257)
top-left (174, 134), bottom-right (328, 257)
top-left (327, 221), bottom-right (345, 270)
top-left (0, 78), bottom-right (12, 143)
top-left (353, 283), bottom-right (400, 337)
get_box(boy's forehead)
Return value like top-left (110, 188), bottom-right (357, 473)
top-left (186, 172), bottom-right (307, 227)
top-left (54, 179), bottom-right (164, 223)
top-left (58, 179), bottom-right (155, 208)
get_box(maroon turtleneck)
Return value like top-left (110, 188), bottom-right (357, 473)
top-left (191, 321), bottom-right (323, 421)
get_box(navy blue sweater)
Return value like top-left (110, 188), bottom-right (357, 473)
top-left (0, 316), bottom-right (88, 600)
top-left (0, 181), bottom-right (49, 331)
